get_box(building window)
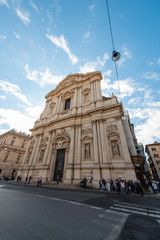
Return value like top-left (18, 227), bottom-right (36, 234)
top-left (3, 154), bottom-right (9, 162)
top-left (16, 153), bottom-right (21, 163)
top-left (156, 161), bottom-right (160, 164)
top-left (64, 99), bottom-right (70, 110)
top-left (151, 148), bottom-right (156, 151)
top-left (154, 154), bottom-right (159, 158)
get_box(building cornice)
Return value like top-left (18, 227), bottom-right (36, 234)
top-left (30, 102), bottom-right (123, 132)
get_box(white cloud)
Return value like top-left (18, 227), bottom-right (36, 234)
top-left (144, 72), bottom-right (160, 81)
top-left (13, 31), bottom-right (21, 39)
top-left (157, 58), bottom-right (160, 66)
top-left (117, 46), bottom-right (131, 67)
top-left (101, 77), bottom-right (136, 99)
top-left (80, 53), bottom-right (109, 73)
top-left (89, 5), bottom-right (95, 10)
top-left (46, 34), bottom-right (78, 65)
top-left (0, 80), bottom-right (31, 105)
top-left (30, 0), bottom-right (39, 14)
top-left (15, 8), bottom-right (30, 25)
top-left (0, 0), bottom-right (9, 8)
top-left (0, 95), bottom-right (6, 100)
top-left (103, 70), bottom-right (112, 77)
top-left (133, 108), bottom-right (160, 145)
top-left (83, 31), bottom-right (90, 39)
top-left (25, 64), bottom-right (64, 87)
top-left (0, 34), bottom-right (6, 40)
top-left (0, 105), bottom-right (43, 134)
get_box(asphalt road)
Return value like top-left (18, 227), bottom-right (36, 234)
top-left (0, 182), bottom-right (160, 240)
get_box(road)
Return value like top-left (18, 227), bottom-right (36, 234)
top-left (0, 182), bottom-right (160, 240)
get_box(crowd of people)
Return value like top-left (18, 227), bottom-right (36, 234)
top-left (80, 177), bottom-right (159, 197)
top-left (99, 178), bottom-right (145, 196)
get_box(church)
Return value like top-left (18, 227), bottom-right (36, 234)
top-left (18, 71), bottom-right (137, 185)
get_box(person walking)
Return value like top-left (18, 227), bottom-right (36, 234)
top-left (120, 180), bottom-right (126, 196)
top-left (102, 178), bottom-right (106, 191)
top-left (152, 181), bottom-right (159, 198)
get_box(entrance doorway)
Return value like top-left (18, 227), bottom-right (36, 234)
top-left (53, 149), bottom-right (65, 180)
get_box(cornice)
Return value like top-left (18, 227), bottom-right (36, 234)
top-left (30, 102), bottom-right (122, 132)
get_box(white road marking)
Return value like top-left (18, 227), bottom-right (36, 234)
top-left (110, 206), bottom-right (148, 216)
top-left (90, 206), bottom-right (103, 210)
top-left (114, 203), bottom-right (148, 212)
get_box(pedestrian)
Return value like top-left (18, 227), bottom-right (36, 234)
top-left (120, 180), bottom-right (126, 196)
top-left (152, 181), bottom-right (159, 198)
top-left (107, 179), bottom-right (111, 191)
top-left (83, 177), bottom-right (87, 189)
top-left (28, 176), bottom-right (32, 183)
top-left (39, 176), bottom-right (42, 185)
top-left (99, 179), bottom-right (103, 191)
top-left (56, 175), bottom-right (60, 184)
top-left (116, 179), bottom-right (121, 193)
top-left (25, 176), bottom-right (28, 184)
top-left (36, 177), bottom-right (40, 186)
top-left (102, 178), bottom-right (106, 191)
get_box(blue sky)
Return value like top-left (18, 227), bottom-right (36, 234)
top-left (0, 0), bottom-right (160, 145)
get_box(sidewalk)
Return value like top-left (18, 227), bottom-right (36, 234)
top-left (3, 180), bottom-right (158, 196)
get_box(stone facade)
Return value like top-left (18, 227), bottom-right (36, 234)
top-left (18, 71), bottom-right (136, 185)
top-left (0, 130), bottom-right (30, 179)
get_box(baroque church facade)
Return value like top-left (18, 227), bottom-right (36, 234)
top-left (18, 71), bottom-right (137, 185)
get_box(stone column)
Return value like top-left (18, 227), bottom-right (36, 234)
top-left (55, 96), bottom-right (60, 113)
top-left (43, 133), bottom-right (52, 166)
top-left (76, 125), bottom-right (81, 165)
top-left (68, 126), bottom-right (75, 164)
top-left (74, 125), bottom-right (78, 163)
top-left (48, 146), bottom-right (57, 181)
top-left (46, 131), bottom-right (55, 166)
top-left (43, 101), bottom-right (49, 118)
top-left (92, 121), bottom-right (99, 164)
top-left (72, 89), bottom-right (77, 114)
top-left (32, 135), bottom-right (42, 166)
top-left (99, 120), bottom-right (108, 163)
top-left (77, 87), bottom-right (82, 113)
top-left (21, 139), bottom-right (31, 167)
top-left (97, 121), bottom-right (103, 164)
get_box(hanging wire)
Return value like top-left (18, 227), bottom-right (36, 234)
top-left (105, 0), bottom-right (122, 103)
top-left (105, 0), bottom-right (115, 51)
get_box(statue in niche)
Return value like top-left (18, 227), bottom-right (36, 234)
top-left (112, 143), bottom-right (120, 156)
top-left (26, 151), bottom-right (31, 163)
top-left (39, 149), bottom-right (45, 162)
top-left (85, 143), bottom-right (90, 158)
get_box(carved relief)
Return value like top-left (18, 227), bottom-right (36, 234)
top-left (114, 115), bottom-right (122, 121)
top-left (82, 128), bottom-right (92, 136)
top-left (41, 137), bottom-right (48, 144)
top-left (53, 130), bottom-right (70, 140)
top-left (30, 140), bottom-right (35, 145)
top-left (106, 124), bottom-right (118, 134)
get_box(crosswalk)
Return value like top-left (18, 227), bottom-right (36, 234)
top-left (109, 203), bottom-right (160, 221)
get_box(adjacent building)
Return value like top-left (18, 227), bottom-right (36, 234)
top-left (18, 71), bottom-right (138, 185)
top-left (0, 129), bottom-right (30, 179)
top-left (145, 142), bottom-right (160, 181)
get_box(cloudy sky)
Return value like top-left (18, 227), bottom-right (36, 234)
top-left (0, 0), bottom-right (160, 145)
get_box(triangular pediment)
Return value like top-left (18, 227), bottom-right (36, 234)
top-left (45, 71), bottom-right (102, 98)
